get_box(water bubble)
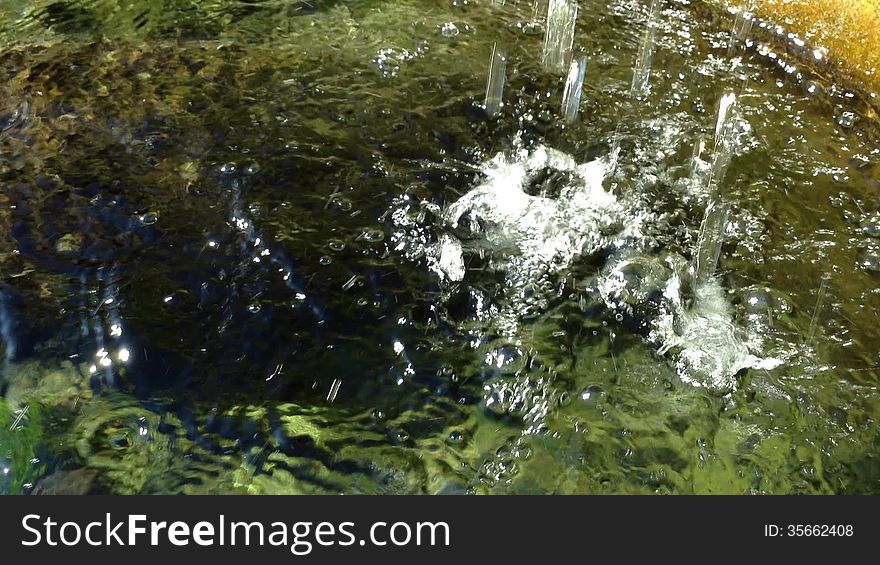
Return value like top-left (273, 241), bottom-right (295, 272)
top-left (447, 430), bottom-right (466, 445)
top-left (138, 212), bottom-right (158, 225)
top-left (804, 80), bottom-right (823, 96)
top-left (837, 111), bottom-right (857, 129)
top-left (219, 163), bottom-right (236, 174)
top-left (327, 239), bottom-right (346, 252)
top-left (483, 386), bottom-right (513, 417)
top-left (389, 427), bottom-right (411, 445)
top-left (579, 384), bottom-right (605, 404)
top-left (512, 443), bottom-right (532, 460)
top-left (440, 22), bottom-right (459, 38)
top-left (186, 183), bottom-right (207, 197)
top-left (360, 229), bottom-right (385, 243)
top-left (243, 163), bottom-right (260, 175)
top-left (247, 303), bottom-right (262, 314)
top-left (521, 21), bottom-right (544, 36)
top-left (483, 344), bottom-right (526, 375)
top-left (371, 409), bottom-right (386, 421)
top-left (859, 251), bottom-right (880, 274)
top-left (330, 197), bottom-right (353, 211)
top-left (861, 214), bottom-right (880, 238)
top-left (736, 287), bottom-right (773, 314)
top-left (318, 255), bottom-right (333, 266)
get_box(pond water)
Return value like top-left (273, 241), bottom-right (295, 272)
top-left (1, 0), bottom-right (879, 494)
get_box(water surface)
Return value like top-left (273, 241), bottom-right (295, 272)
top-left (1, 0), bottom-right (879, 494)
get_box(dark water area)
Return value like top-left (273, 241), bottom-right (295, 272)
top-left (0, 0), bottom-right (879, 494)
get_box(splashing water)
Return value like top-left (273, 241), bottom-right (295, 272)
top-left (430, 144), bottom-right (636, 333)
top-left (0, 0), bottom-right (879, 495)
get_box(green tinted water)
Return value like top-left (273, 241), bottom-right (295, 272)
top-left (0, 0), bottom-right (879, 494)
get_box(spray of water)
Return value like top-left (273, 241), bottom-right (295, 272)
top-left (485, 42), bottom-right (507, 117)
top-left (727, 0), bottom-right (757, 58)
top-left (807, 276), bottom-right (829, 346)
top-left (629, 0), bottom-right (662, 99)
top-left (561, 56), bottom-right (587, 122)
top-left (691, 92), bottom-right (737, 283)
top-left (542, 0), bottom-right (578, 74)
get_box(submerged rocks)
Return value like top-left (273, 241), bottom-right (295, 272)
top-left (32, 468), bottom-right (106, 495)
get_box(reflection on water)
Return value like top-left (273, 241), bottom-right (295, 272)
top-left (0, 0), bottom-right (879, 494)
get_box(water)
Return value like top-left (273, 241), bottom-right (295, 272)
top-left (691, 92), bottom-right (738, 283)
top-left (485, 42), bottom-right (508, 118)
top-left (0, 0), bottom-right (879, 494)
top-left (542, 0), bottom-right (578, 74)
top-left (561, 56), bottom-right (588, 123)
top-left (727, 1), bottom-right (756, 58)
top-left (629, 0), bottom-right (662, 99)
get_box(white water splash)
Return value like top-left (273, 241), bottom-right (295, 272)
top-left (598, 255), bottom-right (783, 392)
top-left (436, 145), bottom-right (627, 281)
top-left (395, 141), bottom-right (780, 392)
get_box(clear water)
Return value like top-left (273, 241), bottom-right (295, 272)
top-left (1, 0), bottom-right (879, 494)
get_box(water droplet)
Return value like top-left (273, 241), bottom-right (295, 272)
top-left (483, 344), bottom-right (526, 375)
top-left (360, 229), bottom-right (385, 243)
top-left (139, 212), bottom-right (158, 225)
top-left (483, 387), bottom-right (511, 417)
top-left (371, 409), bottom-right (386, 421)
top-left (330, 196), bottom-right (352, 211)
top-left (513, 443), bottom-right (532, 460)
top-left (860, 251), bottom-right (880, 274)
top-left (186, 183), bottom-right (207, 197)
top-left (521, 21), bottom-right (544, 36)
top-left (389, 427), bottom-right (411, 445)
top-left (838, 111), bottom-right (856, 129)
top-left (440, 22), bottom-right (459, 38)
top-left (861, 214), bottom-right (880, 238)
top-left (579, 384), bottom-right (605, 404)
top-left (804, 80), bottom-right (823, 96)
top-left (219, 163), bottom-right (236, 174)
top-left (738, 287), bottom-right (772, 313)
top-left (318, 255), bottom-right (332, 266)
top-left (447, 431), bottom-right (466, 445)
top-left (327, 239), bottom-right (345, 252)
top-left (558, 391), bottom-right (571, 407)
top-left (247, 303), bottom-right (262, 314)
top-left (243, 163), bottom-right (260, 175)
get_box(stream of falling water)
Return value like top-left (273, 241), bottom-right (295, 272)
top-left (0, 0), bottom-right (878, 494)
